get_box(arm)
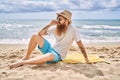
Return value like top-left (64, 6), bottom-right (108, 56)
top-left (77, 40), bottom-right (90, 63)
top-left (38, 20), bottom-right (57, 36)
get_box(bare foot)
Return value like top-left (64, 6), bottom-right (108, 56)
top-left (9, 61), bottom-right (24, 69)
top-left (9, 56), bottom-right (29, 69)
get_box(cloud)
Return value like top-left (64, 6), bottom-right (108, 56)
top-left (0, 0), bottom-right (120, 13)
top-left (70, 0), bottom-right (120, 11)
top-left (0, 0), bottom-right (56, 13)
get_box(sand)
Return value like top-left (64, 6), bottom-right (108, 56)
top-left (0, 43), bottom-right (120, 80)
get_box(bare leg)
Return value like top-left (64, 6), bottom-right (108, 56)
top-left (22, 34), bottom-right (44, 60)
top-left (10, 53), bottom-right (54, 68)
top-left (9, 34), bottom-right (45, 68)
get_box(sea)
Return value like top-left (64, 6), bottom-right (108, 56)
top-left (0, 19), bottom-right (120, 44)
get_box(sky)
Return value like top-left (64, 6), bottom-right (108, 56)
top-left (0, 0), bottom-right (120, 20)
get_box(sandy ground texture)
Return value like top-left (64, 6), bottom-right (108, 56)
top-left (0, 43), bottom-right (120, 80)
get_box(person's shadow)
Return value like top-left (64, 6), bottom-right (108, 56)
top-left (60, 63), bottom-right (104, 78)
top-left (31, 62), bottom-right (104, 78)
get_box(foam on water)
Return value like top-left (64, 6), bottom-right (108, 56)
top-left (0, 20), bottom-right (120, 44)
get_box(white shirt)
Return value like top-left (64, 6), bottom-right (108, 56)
top-left (47, 24), bottom-right (81, 60)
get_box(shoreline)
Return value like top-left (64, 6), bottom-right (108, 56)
top-left (0, 41), bottom-right (120, 47)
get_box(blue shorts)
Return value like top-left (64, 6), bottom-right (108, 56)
top-left (38, 39), bottom-right (62, 64)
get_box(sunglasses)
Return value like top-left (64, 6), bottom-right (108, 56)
top-left (57, 17), bottom-right (62, 22)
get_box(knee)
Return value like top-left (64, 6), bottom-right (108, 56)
top-left (31, 34), bottom-right (42, 40)
top-left (32, 34), bottom-right (37, 38)
top-left (31, 34), bottom-right (39, 40)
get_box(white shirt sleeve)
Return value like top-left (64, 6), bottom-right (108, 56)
top-left (72, 27), bottom-right (81, 42)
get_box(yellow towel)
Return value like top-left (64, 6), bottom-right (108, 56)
top-left (63, 53), bottom-right (104, 64)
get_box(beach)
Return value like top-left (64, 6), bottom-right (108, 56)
top-left (0, 19), bottom-right (120, 80)
top-left (0, 43), bottom-right (120, 80)
top-left (0, 0), bottom-right (120, 80)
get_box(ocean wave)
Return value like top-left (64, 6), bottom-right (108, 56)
top-left (1, 23), bottom-right (120, 30)
top-left (0, 23), bottom-right (120, 44)
top-left (0, 39), bottom-right (30, 44)
top-left (0, 37), bottom-right (119, 44)
top-left (0, 23), bottom-right (33, 29)
top-left (77, 25), bottom-right (120, 29)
